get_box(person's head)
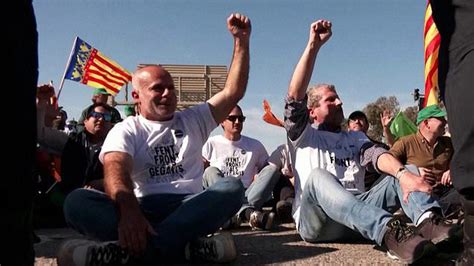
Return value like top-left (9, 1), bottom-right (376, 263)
top-left (417, 105), bottom-right (447, 137)
top-left (347, 110), bottom-right (369, 133)
top-left (307, 84), bottom-right (344, 130)
top-left (84, 103), bottom-right (113, 138)
top-left (131, 65), bottom-right (177, 121)
top-left (92, 88), bottom-right (110, 104)
top-left (52, 108), bottom-right (68, 130)
top-left (221, 105), bottom-right (245, 140)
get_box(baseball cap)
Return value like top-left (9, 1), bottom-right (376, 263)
top-left (93, 88), bottom-right (110, 95)
top-left (348, 110), bottom-right (367, 121)
top-left (416, 105), bottom-right (447, 125)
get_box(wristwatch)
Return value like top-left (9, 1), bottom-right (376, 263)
top-left (395, 166), bottom-right (407, 179)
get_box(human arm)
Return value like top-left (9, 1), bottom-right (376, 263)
top-left (103, 151), bottom-right (156, 256)
top-left (376, 153), bottom-right (432, 203)
top-left (380, 110), bottom-right (396, 146)
top-left (208, 13), bottom-right (251, 124)
top-left (287, 19), bottom-right (332, 101)
top-left (36, 84), bottom-right (69, 154)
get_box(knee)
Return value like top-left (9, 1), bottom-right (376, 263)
top-left (63, 189), bottom-right (88, 222)
top-left (299, 225), bottom-right (323, 243)
top-left (203, 166), bottom-right (223, 178)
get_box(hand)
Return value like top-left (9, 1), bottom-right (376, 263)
top-left (399, 171), bottom-right (432, 203)
top-left (227, 13), bottom-right (251, 40)
top-left (380, 110), bottom-right (393, 129)
top-left (37, 84), bottom-right (55, 106)
top-left (418, 167), bottom-right (437, 186)
top-left (309, 20), bottom-right (332, 47)
top-left (440, 169), bottom-right (452, 186)
top-left (118, 205), bottom-right (157, 257)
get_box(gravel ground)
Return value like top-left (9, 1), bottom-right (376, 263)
top-left (36, 222), bottom-right (462, 265)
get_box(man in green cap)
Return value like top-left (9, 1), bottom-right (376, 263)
top-left (389, 105), bottom-right (460, 215)
top-left (77, 88), bottom-right (122, 131)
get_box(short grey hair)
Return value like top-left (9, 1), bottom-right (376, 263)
top-left (307, 83), bottom-right (336, 108)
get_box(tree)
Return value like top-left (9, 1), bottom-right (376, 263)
top-left (403, 106), bottom-right (418, 124)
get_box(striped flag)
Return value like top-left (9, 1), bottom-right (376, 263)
top-left (423, 1), bottom-right (441, 107)
top-left (64, 37), bottom-right (131, 95)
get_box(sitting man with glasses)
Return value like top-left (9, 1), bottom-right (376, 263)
top-left (202, 105), bottom-right (280, 230)
top-left (37, 83), bottom-right (113, 193)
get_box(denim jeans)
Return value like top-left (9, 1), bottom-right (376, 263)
top-left (63, 177), bottom-right (244, 259)
top-left (298, 166), bottom-right (440, 245)
top-left (203, 164), bottom-right (280, 217)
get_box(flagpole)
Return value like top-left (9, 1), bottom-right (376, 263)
top-left (57, 36), bottom-right (79, 100)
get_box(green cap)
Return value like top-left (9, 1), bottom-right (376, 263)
top-left (93, 88), bottom-right (109, 95)
top-left (416, 105), bottom-right (447, 125)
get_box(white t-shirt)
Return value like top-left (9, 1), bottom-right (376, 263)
top-left (202, 135), bottom-right (269, 188)
top-left (289, 123), bottom-right (370, 227)
top-left (268, 144), bottom-right (293, 177)
top-left (99, 104), bottom-right (217, 197)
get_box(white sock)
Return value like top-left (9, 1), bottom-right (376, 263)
top-left (415, 211), bottom-right (433, 226)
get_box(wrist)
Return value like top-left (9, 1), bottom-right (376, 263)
top-left (395, 166), bottom-right (407, 180)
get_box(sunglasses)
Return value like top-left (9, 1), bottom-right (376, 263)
top-left (89, 111), bottom-right (112, 122)
top-left (227, 115), bottom-right (246, 122)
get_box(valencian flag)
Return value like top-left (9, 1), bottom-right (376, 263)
top-left (423, 1), bottom-right (441, 107)
top-left (63, 37), bottom-right (131, 96)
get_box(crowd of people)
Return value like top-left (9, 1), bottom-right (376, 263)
top-left (9, 2), bottom-right (472, 265)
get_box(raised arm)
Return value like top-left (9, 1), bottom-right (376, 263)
top-left (36, 84), bottom-right (69, 154)
top-left (208, 13), bottom-right (251, 124)
top-left (288, 20), bottom-right (332, 100)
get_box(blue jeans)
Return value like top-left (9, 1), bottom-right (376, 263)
top-left (298, 167), bottom-right (440, 245)
top-left (203, 164), bottom-right (280, 217)
top-left (63, 177), bottom-right (244, 259)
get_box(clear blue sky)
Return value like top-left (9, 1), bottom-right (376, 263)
top-left (34, 0), bottom-right (427, 152)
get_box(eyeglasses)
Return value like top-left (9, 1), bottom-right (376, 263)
top-left (89, 111), bottom-right (112, 122)
top-left (227, 115), bottom-right (246, 122)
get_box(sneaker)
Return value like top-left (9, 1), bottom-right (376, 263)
top-left (416, 212), bottom-right (463, 244)
top-left (57, 239), bottom-right (130, 266)
top-left (185, 232), bottom-right (237, 263)
top-left (383, 218), bottom-right (435, 264)
top-left (249, 210), bottom-right (275, 230)
top-left (221, 214), bottom-right (241, 230)
top-left (276, 199), bottom-right (293, 223)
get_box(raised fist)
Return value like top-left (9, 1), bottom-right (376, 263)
top-left (227, 13), bottom-right (251, 39)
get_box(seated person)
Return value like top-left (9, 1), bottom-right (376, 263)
top-left (389, 105), bottom-right (460, 216)
top-left (284, 19), bottom-right (460, 264)
top-left (202, 105), bottom-right (279, 230)
top-left (58, 13), bottom-right (251, 265)
top-left (37, 84), bottom-right (112, 193)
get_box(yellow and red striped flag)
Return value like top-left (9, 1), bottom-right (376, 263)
top-left (423, 1), bottom-right (441, 107)
top-left (64, 37), bottom-right (131, 95)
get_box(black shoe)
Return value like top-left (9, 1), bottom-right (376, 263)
top-left (276, 199), bottom-right (293, 223)
top-left (384, 218), bottom-right (435, 264)
top-left (249, 210), bottom-right (275, 230)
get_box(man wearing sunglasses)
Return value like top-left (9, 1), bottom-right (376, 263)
top-left (59, 13), bottom-right (251, 265)
top-left (203, 105), bottom-right (280, 230)
top-left (37, 85), bottom-right (113, 194)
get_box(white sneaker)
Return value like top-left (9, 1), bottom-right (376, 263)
top-left (57, 239), bottom-right (130, 266)
top-left (185, 232), bottom-right (237, 263)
